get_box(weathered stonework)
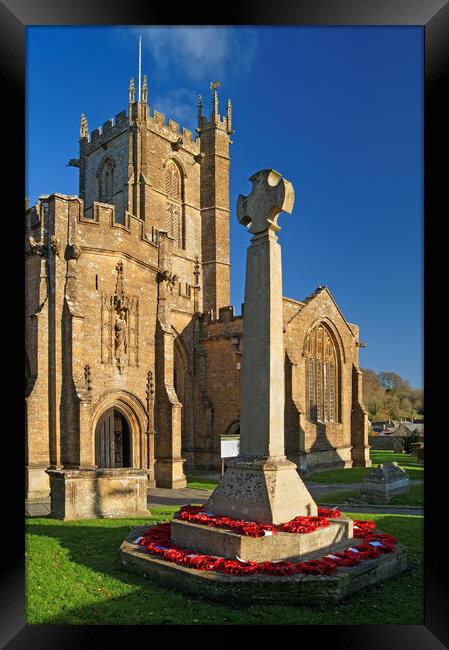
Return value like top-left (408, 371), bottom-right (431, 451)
top-left (46, 468), bottom-right (149, 519)
top-left (359, 462), bottom-right (410, 503)
top-left (120, 525), bottom-right (408, 605)
top-left (171, 516), bottom-right (353, 562)
top-left (25, 79), bottom-right (371, 507)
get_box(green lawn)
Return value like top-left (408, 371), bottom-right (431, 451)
top-left (185, 451), bottom-right (424, 491)
top-left (186, 470), bottom-right (219, 491)
top-left (26, 509), bottom-right (423, 625)
top-left (316, 482), bottom-right (424, 507)
top-left (316, 489), bottom-right (360, 504)
top-left (306, 450), bottom-right (424, 484)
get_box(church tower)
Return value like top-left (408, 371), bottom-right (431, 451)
top-left (197, 89), bottom-right (233, 314)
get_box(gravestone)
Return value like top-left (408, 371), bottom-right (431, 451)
top-left (359, 462), bottom-right (410, 504)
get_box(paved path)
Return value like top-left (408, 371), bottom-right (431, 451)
top-left (318, 503), bottom-right (423, 516)
top-left (147, 485), bottom-right (423, 516)
top-left (148, 487), bottom-right (212, 509)
top-left (26, 480), bottom-right (424, 518)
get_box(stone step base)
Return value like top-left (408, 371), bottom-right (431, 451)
top-left (120, 529), bottom-right (407, 605)
top-left (170, 516), bottom-right (353, 563)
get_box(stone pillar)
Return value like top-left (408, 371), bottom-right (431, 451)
top-left (206, 169), bottom-right (317, 524)
top-left (154, 232), bottom-right (186, 488)
top-left (351, 365), bottom-right (372, 467)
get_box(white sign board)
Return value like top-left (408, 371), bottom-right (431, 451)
top-left (221, 437), bottom-right (240, 458)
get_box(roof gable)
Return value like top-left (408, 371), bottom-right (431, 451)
top-left (285, 285), bottom-right (356, 338)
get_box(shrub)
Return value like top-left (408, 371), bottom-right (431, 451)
top-left (400, 431), bottom-right (423, 454)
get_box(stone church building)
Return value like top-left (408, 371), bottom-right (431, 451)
top-left (25, 76), bottom-right (371, 503)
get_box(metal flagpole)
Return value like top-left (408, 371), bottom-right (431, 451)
top-left (138, 35), bottom-right (142, 102)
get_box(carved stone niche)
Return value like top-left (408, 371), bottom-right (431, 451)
top-left (101, 262), bottom-right (139, 373)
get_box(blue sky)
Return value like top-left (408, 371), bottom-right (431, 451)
top-left (26, 26), bottom-right (423, 388)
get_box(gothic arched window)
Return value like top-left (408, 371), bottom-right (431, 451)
top-left (165, 161), bottom-right (184, 249)
top-left (304, 324), bottom-right (339, 423)
top-left (99, 159), bottom-right (115, 204)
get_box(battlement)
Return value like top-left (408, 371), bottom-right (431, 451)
top-left (147, 108), bottom-right (200, 153)
top-left (25, 194), bottom-right (160, 253)
top-left (85, 111), bottom-right (129, 152)
top-left (201, 305), bottom-right (242, 324)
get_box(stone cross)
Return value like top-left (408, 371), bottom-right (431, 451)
top-left (237, 169), bottom-right (294, 235)
top-left (206, 169), bottom-right (317, 523)
top-left (237, 169), bottom-right (294, 459)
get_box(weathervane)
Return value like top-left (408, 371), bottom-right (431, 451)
top-left (210, 81), bottom-right (220, 91)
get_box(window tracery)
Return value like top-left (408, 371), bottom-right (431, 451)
top-left (304, 324), bottom-right (339, 423)
top-left (165, 161), bottom-right (184, 249)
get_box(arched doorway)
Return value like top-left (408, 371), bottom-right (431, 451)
top-left (95, 407), bottom-right (132, 468)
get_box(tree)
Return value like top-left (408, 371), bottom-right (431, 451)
top-left (362, 368), bottom-right (423, 421)
top-left (361, 369), bottom-right (384, 419)
top-left (378, 372), bottom-right (410, 396)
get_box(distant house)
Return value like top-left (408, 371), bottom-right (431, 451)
top-left (370, 420), bottom-right (397, 434)
top-left (398, 420), bottom-right (424, 435)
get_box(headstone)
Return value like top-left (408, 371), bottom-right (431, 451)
top-left (359, 462), bottom-right (410, 503)
top-left (205, 169), bottom-right (317, 524)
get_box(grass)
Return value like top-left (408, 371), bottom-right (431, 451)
top-left (389, 483), bottom-right (424, 506)
top-left (186, 469), bottom-right (219, 491)
top-left (316, 482), bottom-right (424, 507)
top-left (316, 489), bottom-right (360, 504)
top-left (306, 450), bottom-right (424, 484)
top-left (185, 451), bottom-right (424, 492)
top-left (26, 508), bottom-right (423, 625)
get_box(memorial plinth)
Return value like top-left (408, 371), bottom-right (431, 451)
top-left (171, 516), bottom-right (353, 563)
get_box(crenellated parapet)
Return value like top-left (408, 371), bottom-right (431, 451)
top-left (147, 109), bottom-right (200, 155)
top-left (84, 111), bottom-right (128, 154)
top-left (25, 193), bottom-right (200, 318)
top-left (200, 305), bottom-right (243, 343)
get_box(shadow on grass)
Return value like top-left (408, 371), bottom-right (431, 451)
top-left (26, 518), bottom-right (221, 625)
top-left (26, 512), bottom-right (424, 625)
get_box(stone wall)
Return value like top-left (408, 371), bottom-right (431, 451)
top-left (369, 436), bottom-right (404, 452)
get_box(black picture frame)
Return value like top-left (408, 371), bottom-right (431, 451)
top-left (2, 0), bottom-right (447, 647)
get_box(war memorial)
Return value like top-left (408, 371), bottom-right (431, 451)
top-left (120, 169), bottom-right (407, 604)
